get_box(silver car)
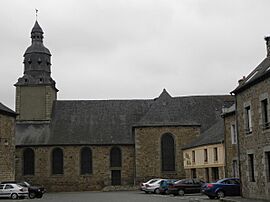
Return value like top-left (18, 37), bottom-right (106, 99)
top-left (0, 183), bottom-right (28, 199)
top-left (140, 178), bottom-right (161, 192)
top-left (144, 179), bottom-right (165, 194)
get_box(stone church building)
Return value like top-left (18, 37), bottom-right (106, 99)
top-left (14, 21), bottom-right (232, 192)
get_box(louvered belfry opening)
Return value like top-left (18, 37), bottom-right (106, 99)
top-left (23, 148), bottom-right (35, 175)
top-left (52, 148), bottom-right (63, 175)
top-left (161, 133), bottom-right (175, 171)
top-left (80, 147), bottom-right (92, 175)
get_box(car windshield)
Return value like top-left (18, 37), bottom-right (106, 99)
top-left (148, 179), bottom-right (158, 184)
top-left (24, 181), bottom-right (31, 186)
top-left (216, 179), bottom-right (239, 184)
top-left (174, 180), bottom-right (184, 184)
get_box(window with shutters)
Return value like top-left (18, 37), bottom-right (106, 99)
top-left (161, 133), bottom-right (175, 171)
top-left (80, 147), bottom-right (92, 175)
top-left (52, 148), bottom-right (63, 175)
top-left (23, 148), bottom-right (35, 175)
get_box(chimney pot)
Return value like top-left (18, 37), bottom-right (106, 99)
top-left (264, 36), bottom-right (270, 57)
top-left (238, 76), bottom-right (246, 85)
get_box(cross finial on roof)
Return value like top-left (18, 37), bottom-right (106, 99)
top-left (35, 8), bottom-right (38, 21)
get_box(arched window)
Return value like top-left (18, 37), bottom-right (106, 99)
top-left (23, 148), bottom-right (35, 175)
top-left (161, 133), bottom-right (175, 171)
top-left (52, 148), bottom-right (63, 175)
top-left (80, 147), bottom-right (92, 174)
top-left (110, 147), bottom-right (121, 167)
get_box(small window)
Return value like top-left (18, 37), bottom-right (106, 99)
top-left (262, 99), bottom-right (269, 129)
top-left (204, 149), bottom-right (208, 163)
top-left (80, 147), bottom-right (92, 175)
top-left (191, 168), bottom-right (196, 178)
top-left (265, 152), bottom-right (270, 182)
top-left (110, 147), bottom-right (121, 167)
top-left (24, 79), bottom-right (28, 83)
top-left (231, 124), bottom-right (237, 144)
top-left (212, 167), bottom-right (219, 181)
top-left (192, 150), bottom-right (195, 163)
top-left (52, 148), bottom-right (64, 175)
top-left (214, 147), bottom-right (218, 162)
top-left (232, 160), bottom-right (238, 177)
top-left (205, 168), bottom-right (209, 182)
top-left (245, 106), bottom-right (252, 134)
top-left (248, 154), bottom-right (255, 182)
top-left (38, 58), bottom-right (42, 64)
top-left (23, 148), bottom-right (35, 175)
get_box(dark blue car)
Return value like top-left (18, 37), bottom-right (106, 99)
top-left (201, 178), bottom-right (240, 199)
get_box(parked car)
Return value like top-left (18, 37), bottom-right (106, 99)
top-left (201, 178), bottom-right (240, 199)
top-left (0, 183), bottom-right (28, 199)
top-left (1, 181), bottom-right (45, 199)
top-left (159, 179), bottom-right (178, 194)
top-left (168, 178), bottom-right (205, 196)
top-left (144, 179), bottom-right (165, 194)
top-left (140, 178), bottom-right (161, 192)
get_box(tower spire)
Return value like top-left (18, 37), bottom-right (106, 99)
top-left (15, 20), bottom-right (56, 89)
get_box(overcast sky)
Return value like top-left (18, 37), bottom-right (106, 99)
top-left (1, 0), bottom-right (270, 110)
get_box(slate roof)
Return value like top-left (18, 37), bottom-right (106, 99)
top-left (232, 56), bottom-right (270, 94)
top-left (182, 118), bottom-right (224, 150)
top-left (16, 92), bottom-right (232, 146)
top-left (0, 103), bottom-right (16, 116)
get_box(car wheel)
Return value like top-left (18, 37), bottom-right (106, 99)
top-left (217, 190), bottom-right (225, 199)
top-left (165, 189), bottom-right (169, 195)
top-left (36, 194), bottom-right (43, 198)
top-left (154, 188), bottom-right (160, 194)
top-left (29, 192), bottom-right (36, 199)
top-left (178, 189), bottom-right (185, 196)
top-left (11, 193), bottom-right (18, 200)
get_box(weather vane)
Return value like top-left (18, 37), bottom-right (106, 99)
top-left (35, 8), bottom-right (38, 21)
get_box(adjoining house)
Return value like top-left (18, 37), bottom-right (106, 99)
top-left (221, 103), bottom-right (239, 179)
top-left (231, 37), bottom-right (270, 200)
top-left (0, 103), bottom-right (17, 182)
top-left (182, 117), bottom-right (227, 182)
top-left (13, 20), bottom-right (233, 192)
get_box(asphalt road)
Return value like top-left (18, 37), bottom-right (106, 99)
top-left (0, 191), bottom-right (219, 202)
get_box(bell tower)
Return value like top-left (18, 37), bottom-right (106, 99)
top-left (15, 21), bottom-right (58, 121)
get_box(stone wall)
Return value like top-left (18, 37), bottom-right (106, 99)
top-left (15, 145), bottom-right (134, 192)
top-left (236, 77), bottom-right (270, 200)
top-left (16, 85), bottom-right (56, 121)
top-left (0, 113), bottom-right (15, 182)
top-left (134, 126), bottom-right (200, 183)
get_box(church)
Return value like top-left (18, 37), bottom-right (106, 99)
top-left (14, 21), bottom-right (232, 192)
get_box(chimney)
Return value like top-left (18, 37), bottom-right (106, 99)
top-left (264, 36), bottom-right (270, 57)
top-left (238, 76), bottom-right (245, 85)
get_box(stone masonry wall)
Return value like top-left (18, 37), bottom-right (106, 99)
top-left (0, 114), bottom-right (15, 182)
top-left (236, 77), bottom-right (270, 200)
top-left (135, 126), bottom-right (200, 183)
top-left (16, 145), bottom-right (134, 192)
